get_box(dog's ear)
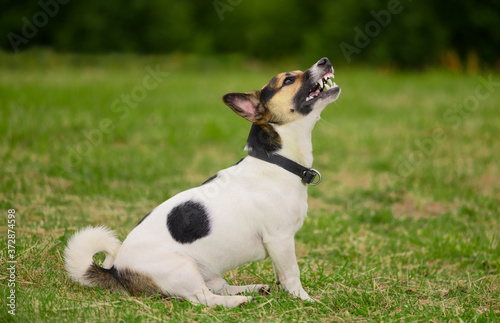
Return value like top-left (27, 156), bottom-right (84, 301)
top-left (223, 91), bottom-right (263, 122)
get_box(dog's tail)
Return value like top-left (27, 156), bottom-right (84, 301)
top-left (64, 226), bottom-right (123, 292)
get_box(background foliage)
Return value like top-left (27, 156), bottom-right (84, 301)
top-left (1, 0), bottom-right (500, 68)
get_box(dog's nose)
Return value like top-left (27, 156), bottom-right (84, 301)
top-left (317, 57), bottom-right (330, 66)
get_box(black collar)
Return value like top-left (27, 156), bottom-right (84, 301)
top-left (248, 149), bottom-right (322, 185)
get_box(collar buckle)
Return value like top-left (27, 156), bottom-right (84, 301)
top-left (248, 149), bottom-right (322, 186)
top-left (302, 169), bottom-right (322, 185)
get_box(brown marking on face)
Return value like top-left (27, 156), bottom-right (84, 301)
top-left (260, 70), bottom-right (307, 124)
top-left (223, 60), bottom-right (335, 152)
top-left (223, 57), bottom-right (339, 153)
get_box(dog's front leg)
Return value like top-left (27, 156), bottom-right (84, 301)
top-left (264, 237), bottom-right (313, 301)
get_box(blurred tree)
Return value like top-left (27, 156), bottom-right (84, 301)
top-left (1, 0), bottom-right (499, 68)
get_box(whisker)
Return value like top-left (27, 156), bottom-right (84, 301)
top-left (318, 117), bottom-right (334, 127)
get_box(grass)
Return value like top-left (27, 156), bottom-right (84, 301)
top-left (1, 50), bottom-right (499, 322)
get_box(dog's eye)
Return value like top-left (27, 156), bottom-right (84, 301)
top-left (283, 77), bottom-right (295, 86)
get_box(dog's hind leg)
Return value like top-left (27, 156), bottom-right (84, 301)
top-left (206, 277), bottom-right (271, 296)
top-left (189, 286), bottom-right (255, 307)
top-left (146, 254), bottom-right (254, 308)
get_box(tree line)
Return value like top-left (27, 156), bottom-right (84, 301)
top-left (2, 0), bottom-right (499, 68)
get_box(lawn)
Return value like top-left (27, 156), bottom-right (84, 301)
top-left (1, 50), bottom-right (499, 322)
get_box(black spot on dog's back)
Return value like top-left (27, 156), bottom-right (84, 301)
top-left (167, 201), bottom-right (211, 244)
top-left (233, 158), bottom-right (244, 166)
top-left (136, 211), bottom-right (152, 227)
top-left (201, 174), bottom-right (217, 185)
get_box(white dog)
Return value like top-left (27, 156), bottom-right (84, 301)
top-left (65, 57), bottom-right (340, 307)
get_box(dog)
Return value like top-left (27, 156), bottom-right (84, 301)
top-left (65, 57), bottom-right (340, 308)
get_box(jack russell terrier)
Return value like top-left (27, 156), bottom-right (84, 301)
top-left (65, 57), bottom-right (341, 307)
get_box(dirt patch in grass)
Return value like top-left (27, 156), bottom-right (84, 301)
top-left (479, 169), bottom-right (500, 199)
top-left (391, 193), bottom-right (458, 218)
top-left (329, 170), bottom-right (373, 190)
top-left (308, 196), bottom-right (344, 214)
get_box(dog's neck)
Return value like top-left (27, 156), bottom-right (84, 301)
top-left (245, 116), bottom-right (317, 168)
top-left (275, 116), bottom-right (315, 168)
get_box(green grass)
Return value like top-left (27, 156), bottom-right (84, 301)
top-left (1, 50), bottom-right (499, 322)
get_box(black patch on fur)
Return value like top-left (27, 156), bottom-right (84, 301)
top-left (167, 201), bottom-right (211, 244)
top-left (246, 123), bottom-right (282, 153)
top-left (292, 69), bottom-right (315, 115)
top-left (293, 59), bottom-right (334, 115)
top-left (135, 211), bottom-right (152, 227)
top-left (260, 76), bottom-right (279, 107)
top-left (234, 158), bottom-right (244, 166)
top-left (297, 102), bottom-right (313, 115)
top-left (201, 174), bottom-right (217, 185)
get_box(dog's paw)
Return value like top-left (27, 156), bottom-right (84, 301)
top-left (289, 288), bottom-right (314, 302)
top-left (302, 296), bottom-right (317, 303)
top-left (235, 296), bottom-right (255, 307)
top-left (258, 285), bottom-right (271, 296)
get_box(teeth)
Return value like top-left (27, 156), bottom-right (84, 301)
top-left (322, 74), bottom-right (335, 91)
top-left (305, 72), bottom-right (338, 102)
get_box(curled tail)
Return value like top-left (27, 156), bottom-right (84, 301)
top-left (64, 226), bottom-right (164, 297)
top-left (64, 226), bottom-right (123, 292)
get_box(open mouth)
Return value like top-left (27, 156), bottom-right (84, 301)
top-left (305, 70), bottom-right (338, 102)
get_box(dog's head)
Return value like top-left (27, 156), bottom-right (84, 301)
top-left (223, 57), bottom-right (340, 125)
top-left (223, 57), bottom-right (340, 154)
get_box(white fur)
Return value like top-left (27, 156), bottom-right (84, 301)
top-left (65, 58), bottom-right (341, 307)
top-left (64, 226), bottom-right (121, 285)
top-left (110, 112), bottom-right (320, 305)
